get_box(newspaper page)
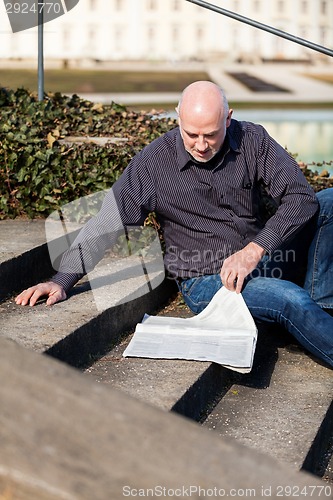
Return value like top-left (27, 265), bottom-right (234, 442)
top-left (123, 287), bottom-right (258, 373)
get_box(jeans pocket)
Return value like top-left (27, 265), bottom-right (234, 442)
top-left (181, 275), bottom-right (222, 314)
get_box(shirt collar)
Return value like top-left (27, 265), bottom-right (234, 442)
top-left (176, 120), bottom-right (240, 171)
top-left (226, 119), bottom-right (241, 153)
top-left (176, 128), bottom-right (191, 170)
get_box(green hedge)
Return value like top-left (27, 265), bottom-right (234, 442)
top-left (0, 87), bottom-right (176, 219)
top-left (0, 87), bottom-right (332, 220)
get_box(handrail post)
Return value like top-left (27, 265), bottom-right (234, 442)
top-left (38, 1), bottom-right (44, 101)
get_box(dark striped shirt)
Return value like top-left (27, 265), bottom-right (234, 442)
top-left (53, 119), bottom-right (318, 291)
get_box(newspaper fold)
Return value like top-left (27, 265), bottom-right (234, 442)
top-left (123, 287), bottom-right (257, 373)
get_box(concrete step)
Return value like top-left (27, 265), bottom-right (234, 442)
top-left (1, 334), bottom-right (328, 500)
top-left (2, 220), bottom-right (333, 484)
top-left (0, 219), bottom-right (176, 364)
top-left (201, 329), bottom-right (333, 475)
top-left (1, 221), bottom-right (229, 426)
top-left (0, 220), bottom-right (55, 302)
top-left (84, 318), bottom-right (333, 478)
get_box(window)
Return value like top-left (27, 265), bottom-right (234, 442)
top-left (63, 27), bottom-right (70, 50)
top-left (147, 25), bottom-right (156, 51)
top-left (321, 1), bottom-right (327, 15)
top-left (171, 24), bottom-right (180, 51)
top-left (253, 0), bottom-right (260, 13)
top-left (115, 0), bottom-right (124, 11)
top-left (301, 1), bottom-right (308, 14)
top-left (115, 25), bottom-right (124, 52)
top-left (320, 26), bottom-right (328, 46)
top-left (172, 25), bottom-right (180, 41)
top-left (196, 25), bottom-right (204, 41)
top-left (147, 0), bottom-right (156, 10)
top-left (173, 0), bottom-right (181, 11)
top-left (277, 1), bottom-right (284, 13)
top-left (88, 25), bottom-right (97, 51)
top-left (232, 27), bottom-right (238, 51)
top-left (300, 26), bottom-right (308, 40)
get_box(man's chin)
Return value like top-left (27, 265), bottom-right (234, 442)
top-left (192, 151), bottom-right (215, 163)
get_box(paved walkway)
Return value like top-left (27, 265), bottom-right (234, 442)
top-left (209, 62), bottom-right (333, 103)
top-left (78, 62), bottom-right (333, 105)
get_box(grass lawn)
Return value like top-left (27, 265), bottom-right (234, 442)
top-left (0, 68), bottom-right (210, 94)
top-left (1, 68), bottom-right (332, 110)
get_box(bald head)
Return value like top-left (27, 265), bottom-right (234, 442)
top-left (177, 81), bottom-right (229, 118)
top-left (177, 81), bottom-right (232, 163)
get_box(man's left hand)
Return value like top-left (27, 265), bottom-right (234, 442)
top-left (220, 242), bottom-right (265, 293)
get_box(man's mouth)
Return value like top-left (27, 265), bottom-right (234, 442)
top-left (195, 149), bottom-right (210, 157)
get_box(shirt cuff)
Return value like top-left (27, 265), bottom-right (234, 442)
top-left (51, 272), bottom-right (83, 293)
top-left (252, 227), bottom-right (283, 254)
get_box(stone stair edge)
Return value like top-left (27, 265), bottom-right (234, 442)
top-left (0, 333), bottom-right (328, 500)
top-left (0, 219), bottom-right (54, 301)
top-left (1, 220), bottom-right (333, 481)
top-left (84, 323), bottom-right (333, 476)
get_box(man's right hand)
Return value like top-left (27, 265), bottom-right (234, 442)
top-left (15, 282), bottom-right (67, 307)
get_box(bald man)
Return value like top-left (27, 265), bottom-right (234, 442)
top-left (16, 81), bottom-right (333, 368)
top-left (177, 81), bottom-right (265, 294)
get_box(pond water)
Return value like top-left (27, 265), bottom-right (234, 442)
top-left (167, 109), bottom-right (333, 175)
top-left (234, 109), bottom-right (333, 174)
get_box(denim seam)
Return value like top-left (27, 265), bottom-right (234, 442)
top-left (309, 224), bottom-right (322, 299)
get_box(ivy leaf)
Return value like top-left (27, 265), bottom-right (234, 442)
top-left (47, 132), bottom-right (56, 148)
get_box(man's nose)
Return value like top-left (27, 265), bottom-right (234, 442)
top-left (196, 135), bottom-right (208, 150)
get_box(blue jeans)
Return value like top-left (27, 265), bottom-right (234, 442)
top-left (179, 188), bottom-right (333, 368)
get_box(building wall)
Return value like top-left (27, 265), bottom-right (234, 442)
top-left (0, 0), bottom-right (332, 64)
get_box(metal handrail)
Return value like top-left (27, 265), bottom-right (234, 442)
top-left (185, 0), bottom-right (333, 58)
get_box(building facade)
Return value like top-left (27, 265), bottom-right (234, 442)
top-left (0, 0), bottom-right (332, 65)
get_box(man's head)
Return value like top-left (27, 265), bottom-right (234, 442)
top-left (176, 81), bottom-right (233, 163)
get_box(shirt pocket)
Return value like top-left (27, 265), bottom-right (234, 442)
top-left (225, 185), bottom-right (256, 218)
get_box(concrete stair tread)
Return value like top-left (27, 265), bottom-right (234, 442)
top-left (0, 219), bottom-right (173, 359)
top-left (1, 220), bottom-right (332, 481)
top-left (0, 220), bottom-right (55, 301)
top-left (0, 219), bottom-right (47, 261)
top-left (85, 339), bottom-right (212, 412)
top-left (85, 323), bottom-right (333, 475)
top-left (203, 342), bottom-right (333, 471)
top-left (1, 335), bottom-right (327, 500)
top-left (0, 268), bottom-right (165, 353)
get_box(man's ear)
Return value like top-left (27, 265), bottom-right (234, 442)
top-left (226, 109), bottom-right (233, 127)
top-left (176, 110), bottom-right (181, 127)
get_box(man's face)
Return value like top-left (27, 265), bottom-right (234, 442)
top-left (178, 108), bottom-right (233, 163)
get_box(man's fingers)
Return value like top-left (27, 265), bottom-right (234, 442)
top-left (235, 275), bottom-right (244, 294)
top-left (28, 289), bottom-right (45, 307)
top-left (15, 287), bottom-right (39, 306)
top-left (222, 270), bottom-right (236, 291)
top-left (15, 282), bottom-right (66, 307)
top-left (46, 289), bottom-right (66, 306)
top-left (220, 243), bottom-right (265, 293)
top-left (221, 267), bottom-right (246, 293)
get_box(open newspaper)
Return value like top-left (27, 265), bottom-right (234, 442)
top-left (123, 287), bottom-right (258, 373)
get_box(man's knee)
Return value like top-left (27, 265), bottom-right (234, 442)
top-left (243, 276), bottom-right (301, 303)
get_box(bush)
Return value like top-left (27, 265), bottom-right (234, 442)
top-left (0, 87), bottom-right (176, 219)
top-left (0, 87), bottom-right (332, 219)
